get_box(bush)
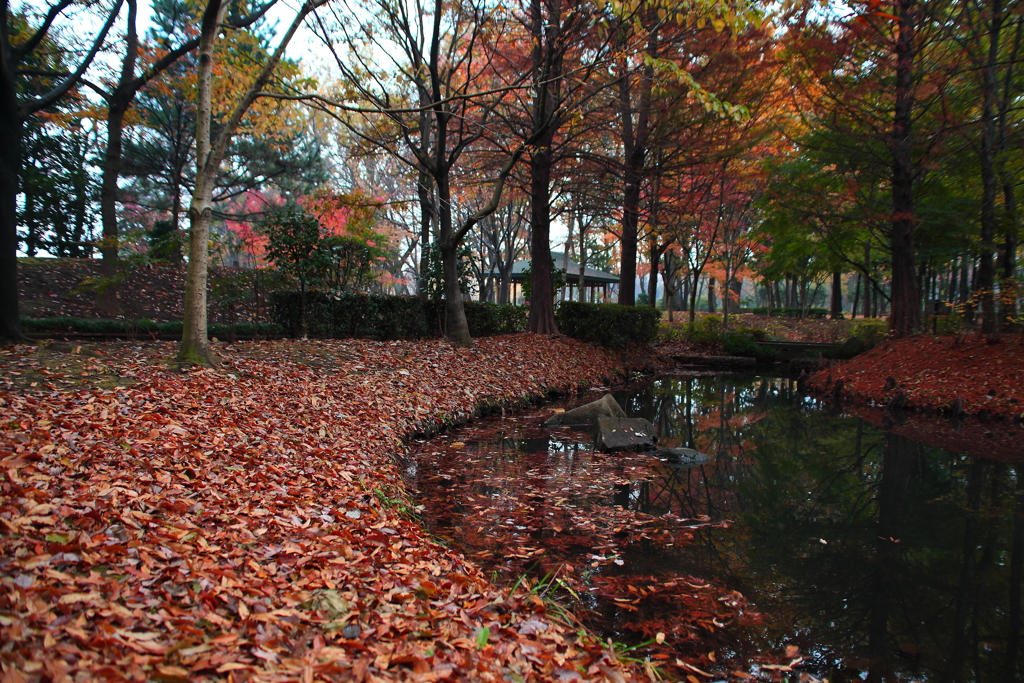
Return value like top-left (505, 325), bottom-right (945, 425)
top-left (851, 318), bottom-right (888, 347)
top-left (272, 291), bottom-right (437, 340)
top-left (463, 301), bottom-right (528, 336)
top-left (745, 306), bottom-right (830, 318)
top-left (733, 325), bottom-right (769, 341)
top-left (556, 301), bottom-right (661, 347)
top-left (21, 317), bottom-right (282, 339)
top-left (272, 292), bottom-right (528, 340)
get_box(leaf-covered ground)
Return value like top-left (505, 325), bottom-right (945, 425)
top-left (1, 335), bottom-right (666, 682)
top-left (810, 333), bottom-right (1024, 419)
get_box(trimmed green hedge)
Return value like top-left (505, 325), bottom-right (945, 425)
top-left (744, 306), bottom-right (832, 318)
top-left (555, 301), bottom-right (660, 347)
top-left (462, 301), bottom-right (528, 337)
top-left (21, 317), bottom-right (283, 338)
top-left (270, 292), bottom-right (527, 340)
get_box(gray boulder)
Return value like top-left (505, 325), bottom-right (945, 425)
top-left (544, 394), bottom-right (626, 427)
top-left (653, 447), bottom-right (712, 467)
top-left (594, 416), bottom-right (657, 452)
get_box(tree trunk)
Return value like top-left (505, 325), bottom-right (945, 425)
top-left (648, 238), bottom-right (661, 310)
top-left (96, 101), bottom-right (129, 315)
top-left (1000, 177), bottom-right (1018, 328)
top-left (889, 0), bottom-right (921, 336)
top-left (440, 238), bottom-right (471, 345)
top-left (417, 169), bottom-right (434, 297)
top-left (620, 173), bottom-right (641, 306)
top-left (0, 102), bottom-right (22, 342)
top-left (96, 0), bottom-right (140, 315)
top-left (708, 277), bottom-right (717, 313)
top-left (178, 0), bottom-right (227, 367)
top-left (977, 0), bottom-right (1003, 333)
top-left (853, 272), bottom-right (861, 318)
top-left (178, 0), bottom-right (319, 365)
top-left (615, 45), bottom-right (652, 307)
top-left (180, 191), bottom-right (217, 365)
top-left (831, 270), bottom-right (843, 319)
top-left (527, 148), bottom-right (558, 334)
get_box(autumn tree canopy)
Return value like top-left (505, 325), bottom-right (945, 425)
top-left (4, 0), bottom-right (1023, 348)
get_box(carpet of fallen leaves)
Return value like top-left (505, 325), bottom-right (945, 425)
top-left (809, 333), bottom-right (1024, 420)
top-left (0, 335), bottom-right (667, 683)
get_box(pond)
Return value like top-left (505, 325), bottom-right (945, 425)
top-left (406, 372), bottom-right (1024, 683)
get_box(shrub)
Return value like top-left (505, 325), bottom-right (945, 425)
top-left (272, 291), bottom-right (437, 340)
top-left (271, 292), bottom-right (528, 340)
top-left (21, 317), bottom-right (282, 339)
top-left (556, 301), bottom-right (660, 347)
top-left (463, 301), bottom-right (528, 336)
top-left (721, 332), bottom-right (758, 357)
top-left (851, 318), bottom-right (888, 347)
top-left (733, 325), bottom-right (769, 341)
top-left (745, 306), bottom-right (830, 318)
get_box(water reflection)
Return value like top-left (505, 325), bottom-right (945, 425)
top-left (410, 374), bottom-right (1024, 682)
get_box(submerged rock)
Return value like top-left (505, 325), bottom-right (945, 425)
top-left (544, 394), bottom-right (626, 427)
top-left (653, 447), bottom-right (712, 467)
top-left (593, 416), bottom-right (657, 452)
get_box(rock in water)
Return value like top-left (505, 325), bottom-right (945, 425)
top-left (654, 447), bottom-right (712, 467)
top-left (593, 416), bottom-right (657, 452)
top-left (544, 394), bottom-right (626, 427)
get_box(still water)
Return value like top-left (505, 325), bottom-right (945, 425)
top-left (408, 372), bottom-right (1023, 682)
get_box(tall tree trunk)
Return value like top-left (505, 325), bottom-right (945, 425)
top-left (708, 277), bottom-right (717, 313)
top-left (96, 0), bottom-right (140, 315)
top-left (889, 0), bottom-right (921, 337)
top-left (528, 147), bottom-right (558, 334)
top-left (853, 272), bottom-right (861, 318)
top-left (620, 170), bottom-right (641, 306)
top-left (0, 106), bottom-right (22, 342)
top-left (178, 0), bottom-right (227, 367)
top-left (416, 170), bottom-right (434, 296)
top-left (615, 43), bottom-right (652, 307)
top-left (96, 100), bottom-right (130, 315)
top-left (977, 0), bottom-right (1003, 334)
top-left (178, 0), bottom-right (321, 365)
top-left (526, 0), bottom-right (561, 334)
top-left (831, 270), bottom-right (843, 319)
top-left (1000, 178), bottom-right (1018, 328)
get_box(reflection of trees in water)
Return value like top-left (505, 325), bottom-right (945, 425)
top-left (624, 374), bottom-right (1023, 683)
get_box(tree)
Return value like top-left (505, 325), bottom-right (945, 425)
top-left (19, 116), bottom-right (99, 257)
top-left (177, 0), bottom-right (329, 366)
top-left (86, 0), bottom-right (201, 313)
top-left (782, 0), bottom-right (960, 335)
top-left (1, 0), bottom-right (123, 343)
top-left (310, 0), bottom-right (535, 345)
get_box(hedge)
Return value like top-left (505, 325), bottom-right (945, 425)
top-left (21, 317), bottom-right (283, 339)
top-left (744, 306), bottom-right (832, 318)
top-left (555, 301), bottom-right (660, 347)
top-left (270, 292), bottom-right (527, 340)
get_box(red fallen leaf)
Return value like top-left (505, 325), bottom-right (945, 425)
top-left (1, 667), bottom-right (27, 683)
